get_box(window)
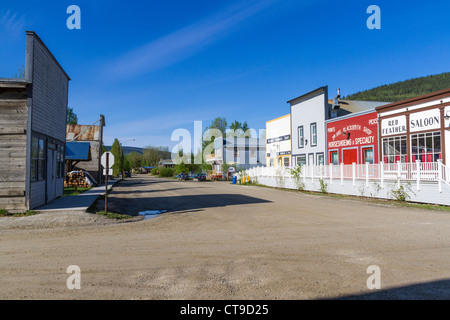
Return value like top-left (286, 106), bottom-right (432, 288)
top-left (382, 136), bottom-right (407, 163)
top-left (31, 137), bottom-right (39, 181)
top-left (61, 145), bottom-right (65, 177)
top-left (310, 123), bottom-right (317, 147)
top-left (31, 136), bottom-right (46, 181)
top-left (317, 153), bottom-right (324, 166)
top-left (330, 151), bottom-right (339, 165)
top-left (56, 145), bottom-right (65, 178)
top-left (411, 132), bottom-right (441, 163)
top-left (38, 139), bottom-right (45, 180)
top-left (298, 126), bottom-right (304, 148)
top-left (234, 147), bottom-right (239, 158)
top-left (283, 157), bottom-right (290, 167)
top-left (296, 155), bottom-right (306, 166)
top-left (362, 147), bottom-right (374, 164)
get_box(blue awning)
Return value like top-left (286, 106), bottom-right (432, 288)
top-left (66, 142), bottom-right (91, 160)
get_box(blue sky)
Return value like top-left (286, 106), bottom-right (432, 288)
top-left (1, 0), bottom-right (450, 150)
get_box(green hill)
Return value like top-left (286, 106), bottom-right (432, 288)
top-left (344, 72), bottom-right (450, 102)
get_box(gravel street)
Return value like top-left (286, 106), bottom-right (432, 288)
top-left (1, 175), bottom-right (450, 299)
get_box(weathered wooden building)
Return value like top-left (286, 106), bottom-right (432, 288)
top-left (0, 31), bottom-right (70, 212)
top-left (66, 119), bottom-right (105, 185)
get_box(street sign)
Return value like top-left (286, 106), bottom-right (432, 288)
top-left (103, 169), bottom-right (113, 176)
top-left (101, 152), bottom-right (114, 168)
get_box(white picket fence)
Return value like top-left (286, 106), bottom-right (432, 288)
top-left (244, 160), bottom-right (450, 193)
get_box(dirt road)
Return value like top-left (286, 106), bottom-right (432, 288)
top-left (1, 175), bottom-right (450, 299)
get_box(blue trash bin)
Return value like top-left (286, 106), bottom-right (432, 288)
top-left (232, 176), bottom-right (237, 184)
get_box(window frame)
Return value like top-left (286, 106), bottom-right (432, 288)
top-left (298, 126), bottom-right (304, 149)
top-left (316, 152), bottom-right (324, 166)
top-left (296, 154), bottom-right (306, 166)
top-left (310, 122), bottom-right (317, 147)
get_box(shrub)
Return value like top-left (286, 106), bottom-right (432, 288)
top-left (175, 162), bottom-right (189, 175)
top-left (319, 179), bottom-right (328, 194)
top-left (159, 167), bottom-right (175, 177)
top-left (0, 208), bottom-right (8, 216)
top-left (389, 182), bottom-right (415, 202)
top-left (151, 168), bottom-right (159, 175)
top-left (289, 165), bottom-right (305, 191)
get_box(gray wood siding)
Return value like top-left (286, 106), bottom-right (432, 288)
top-left (29, 34), bottom-right (69, 142)
top-left (0, 86), bottom-right (28, 212)
top-left (55, 178), bottom-right (64, 198)
top-left (29, 181), bottom-right (46, 209)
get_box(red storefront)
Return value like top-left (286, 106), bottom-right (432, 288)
top-left (326, 110), bottom-right (379, 165)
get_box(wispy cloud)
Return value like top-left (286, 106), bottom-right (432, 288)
top-left (0, 10), bottom-right (25, 37)
top-left (103, 0), bottom-right (278, 78)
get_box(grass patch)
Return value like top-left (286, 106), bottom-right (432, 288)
top-left (0, 210), bottom-right (39, 217)
top-left (63, 187), bottom-right (91, 197)
top-left (95, 211), bottom-right (131, 220)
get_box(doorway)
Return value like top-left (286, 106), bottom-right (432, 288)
top-left (308, 153), bottom-right (314, 165)
top-left (343, 148), bottom-right (358, 165)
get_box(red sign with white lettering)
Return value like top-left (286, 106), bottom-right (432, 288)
top-left (326, 111), bottom-right (379, 165)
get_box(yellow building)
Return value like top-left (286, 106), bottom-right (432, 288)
top-left (266, 114), bottom-right (291, 167)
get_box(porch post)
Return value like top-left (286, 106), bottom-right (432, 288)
top-left (416, 160), bottom-right (420, 191)
top-left (329, 163), bottom-right (333, 186)
top-left (352, 162), bottom-right (356, 187)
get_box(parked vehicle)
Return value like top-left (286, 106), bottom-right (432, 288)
top-left (124, 171), bottom-right (131, 178)
top-left (177, 172), bottom-right (189, 181)
top-left (194, 173), bottom-right (207, 181)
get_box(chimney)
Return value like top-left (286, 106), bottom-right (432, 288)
top-left (330, 88), bottom-right (341, 119)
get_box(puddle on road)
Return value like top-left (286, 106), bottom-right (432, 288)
top-left (138, 210), bottom-right (167, 220)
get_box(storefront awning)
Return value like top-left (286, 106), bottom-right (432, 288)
top-left (66, 142), bottom-right (91, 161)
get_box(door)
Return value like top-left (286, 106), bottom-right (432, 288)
top-left (46, 148), bottom-right (56, 203)
top-left (343, 148), bottom-right (358, 165)
top-left (308, 154), bottom-right (314, 165)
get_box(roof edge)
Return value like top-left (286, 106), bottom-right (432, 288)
top-left (26, 31), bottom-right (71, 81)
top-left (287, 86), bottom-right (328, 105)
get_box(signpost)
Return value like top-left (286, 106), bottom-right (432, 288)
top-left (101, 152), bottom-right (115, 214)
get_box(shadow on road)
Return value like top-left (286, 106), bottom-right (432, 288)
top-left (330, 279), bottom-right (450, 300)
top-left (110, 187), bottom-right (208, 195)
top-left (98, 193), bottom-right (272, 216)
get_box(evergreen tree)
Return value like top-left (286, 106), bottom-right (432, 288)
top-left (344, 72), bottom-right (450, 102)
top-left (110, 138), bottom-right (123, 177)
top-left (67, 107), bottom-right (78, 124)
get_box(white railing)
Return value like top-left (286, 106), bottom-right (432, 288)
top-left (244, 160), bottom-right (449, 192)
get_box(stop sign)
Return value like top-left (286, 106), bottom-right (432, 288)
top-left (101, 152), bottom-right (115, 168)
